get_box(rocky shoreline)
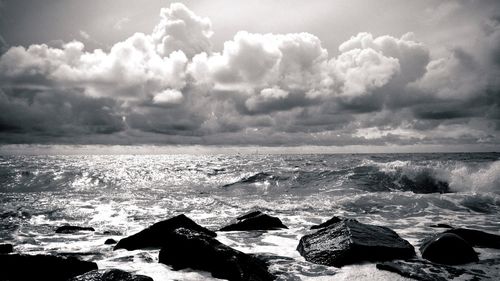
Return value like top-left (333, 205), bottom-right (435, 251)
top-left (1, 211), bottom-right (500, 280)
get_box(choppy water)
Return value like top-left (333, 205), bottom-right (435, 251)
top-left (1, 152), bottom-right (500, 280)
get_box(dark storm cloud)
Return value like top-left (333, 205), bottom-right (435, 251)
top-left (0, 87), bottom-right (124, 142)
top-left (0, 2), bottom-right (499, 147)
top-left (0, 34), bottom-right (7, 55)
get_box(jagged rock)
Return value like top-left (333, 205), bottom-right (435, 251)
top-left (444, 228), bottom-right (500, 249)
top-left (114, 214), bottom-right (216, 250)
top-left (159, 227), bottom-right (275, 281)
top-left (420, 233), bottom-right (478, 265)
top-left (104, 239), bottom-right (117, 245)
top-left (0, 243), bottom-right (13, 254)
top-left (219, 211), bottom-right (287, 231)
top-left (310, 216), bottom-right (353, 230)
top-left (56, 225), bottom-right (95, 234)
top-left (297, 219), bottom-right (415, 267)
top-left (0, 254), bottom-right (97, 281)
top-left (69, 269), bottom-right (153, 281)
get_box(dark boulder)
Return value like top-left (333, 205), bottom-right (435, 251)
top-left (444, 228), bottom-right (500, 249)
top-left (104, 239), bottom-right (117, 245)
top-left (0, 254), bottom-right (97, 281)
top-left (114, 214), bottom-right (216, 250)
top-left (69, 269), bottom-right (153, 281)
top-left (219, 211), bottom-right (287, 231)
top-left (56, 225), bottom-right (95, 234)
top-left (0, 243), bottom-right (13, 254)
top-left (297, 219), bottom-right (415, 267)
top-left (420, 233), bottom-right (478, 265)
top-left (310, 216), bottom-right (352, 230)
top-left (159, 227), bottom-right (275, 281)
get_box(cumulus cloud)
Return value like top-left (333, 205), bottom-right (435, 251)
top-left (152, 89), bottom-right (184, 106)
top-left (329, 48), bottom-right (400, 96)
top-left (245, 87), bottom-right (289, 113)
top-left (338, 32), bottom-right (430, 86)
top-left (152, 2), bottom-right (213, 58)
top-left (0, 2), bottom-right (498, 147)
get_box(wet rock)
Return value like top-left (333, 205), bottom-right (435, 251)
top-left (297, 219), bottom-right (415, 267)
top-left (429, 223), bottom-right (453, 229)
top-left (56, 252), bottom-right (103, 260)
top-left (219, 211), bottom-right (287, 231)
top-left (310, 216), bottom-right (353, 230)
top-left (104, 239), bottom-right (117, 245)
top-left (56, 225), bottom-right (95, 234)
top-left (376, 259), bottom-right (489, 281)
top-left (444, 228), bottom-right (500, 249)
top-left (420, 233), bottom-right (478, 265)
top-left (102, 230), bottom-right (122, 235)
top-left (69, 269), bottom-right (153, 281)
top-left (0, 243), bottom-right (13, 254)
top-left (0, 254), bottom-right (97, 281)
top-left (159, 227), bottom-right (275, 281)
top-left (114, 214), bottom-right (216, 250)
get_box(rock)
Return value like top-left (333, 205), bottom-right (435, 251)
top-left (429, 223), bottom-right (453, 229)
top-left (444, 228), bottom-right (500, 249)
top-left (0, 254), bottom-right (97, 281)
top-left (114, 214), bottom-right (216, 250)
top-left (420, 233), bottom-right (478, 265)
top-left (0, 243), bottom-right (13, 254)
top-left (376, 259), bottom-right (489, 281)
top-left (102, 230), bottom-right (122, 235)
top-left (310, 216), bottom-right (351, 230)
top-left (159, 227), bottom-right (275, 281)
top-left (56, 225), bottom-right (95, 234)
top-left (297, 219), bottom-right (415, 267)
top-left (219, 211), bottom-right (287, 231)
top-left (69, 269), bottom-right (153, 281)
top-left (104, 239), bottom-right (117, 245)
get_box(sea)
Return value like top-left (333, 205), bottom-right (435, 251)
top-left (1, 152), bottom-right (500, 280)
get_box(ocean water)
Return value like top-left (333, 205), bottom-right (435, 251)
top-left (1, 152), bottom-right (500, 280)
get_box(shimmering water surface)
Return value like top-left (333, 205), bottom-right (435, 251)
top-left (1, 153), bottom-right (500, 280)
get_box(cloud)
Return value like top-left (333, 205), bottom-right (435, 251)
top-left (0, 87), bottom-right (124, 138)
top-left (79, 30), bottom-right (90, 40)
top-left (152, 2), bottom-right (213, 58)
top-left (245, 87), bottom-right (289, 113)
top-left (0, 2), bottom-right (498, 147)
top-left (0, 34), bottom-right (188, 101)
top-left (329, 47), bottom-right (400, 96)
top-left (338, 32), bottom-right (430, 85)
top-left (0, 34), bottom-right (7, 55)
top-left (189, 31), bottom-right (329, 90)
top-left (113, 17), bottom-right (130, 31)
top-left (152, 89), bottom-right (184, 106)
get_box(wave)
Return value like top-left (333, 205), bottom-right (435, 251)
top-left (369, 160), bottom-right (500, 194)
top-left (219, 159), bottom-right (500, 195)
top-left (1, 154), bottom-right (498, 195)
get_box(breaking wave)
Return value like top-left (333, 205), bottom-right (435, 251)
top-left (222, 159), bottom-right (500, 195)
top-left (369, 159), bottom-right (500, 194)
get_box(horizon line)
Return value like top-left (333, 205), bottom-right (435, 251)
top-left (0, 144), bottom-right (499, 155)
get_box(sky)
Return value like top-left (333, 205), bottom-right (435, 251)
top-left (0, 0), bottom-right (499, 152)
